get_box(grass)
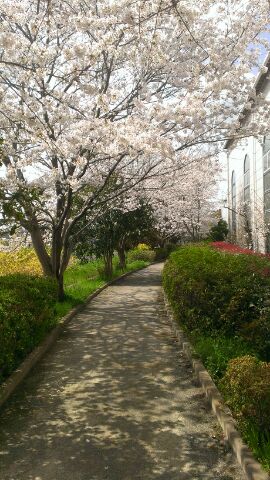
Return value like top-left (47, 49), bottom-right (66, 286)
top-left (54, 257), bottom-right (150, 319)
top-left (243, 424), bottom-right (270, 472)
top-left (190, 334), bottom-right (254, 381)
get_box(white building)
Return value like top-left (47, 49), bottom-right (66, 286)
top-left (225, 55), bottom-right (270, 253)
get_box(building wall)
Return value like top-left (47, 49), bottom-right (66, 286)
top-left (227, 136), bottom-right (266, 252)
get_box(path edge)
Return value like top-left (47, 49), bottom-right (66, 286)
top-left (0, 265), bottom-right (151, 411)
top-left (163, 292), bottom-right (270, 480)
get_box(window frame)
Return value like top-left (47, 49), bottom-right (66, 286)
top-left (231, 170), bottom-right (237, 232)
top-left (243, 154), bottom-right (250, 203)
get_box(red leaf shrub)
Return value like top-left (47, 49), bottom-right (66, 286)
top-left (211, 241), bottom-right (270, 258)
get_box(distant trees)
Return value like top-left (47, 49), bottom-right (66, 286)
top-left (73, 200), bottom-right (154, 278)
top-left (209, 219), bottom-right (229, 242)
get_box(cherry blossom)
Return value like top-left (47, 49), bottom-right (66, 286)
top-left (0, 0), bottom-right (269, 298)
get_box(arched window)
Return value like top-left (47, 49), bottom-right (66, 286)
top-left (231, 171), bottom-right (236, 232)
top-left (244, 155), bottom-right (250, 203)
top-left (263, 135), bottom-right (270, 171)
top-left (263, 136), bottom-right (270, 252)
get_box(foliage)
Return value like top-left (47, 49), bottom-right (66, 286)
top-left (0, 248), bottom-right (42, 276)
top-left (221, 356), bottom-right (270, 435)
top-left (209, 219), bottom-right (229, 241)
top-left (0, 248), bottom-right (78, 277)
top-left (154, 243), bottom-right (178, 261)
top-left (242, 425), bottom-right (270, 472)
top-left (136, 243), bottom-right (152, 251)
top-left (73, 201), bottom-right (155, 277)
top-left (127, 246), bottom-right (156, 263)
top-left (191, 334), bottom-right (252, 381)
top-left (211, 241), bottom-right (270, 256)
top-left (164, 244), bottom-right (270, 470)
top-left (0, 275), bottom-right (57, 381)
top-left (163, 245), bottom-right (270, 353)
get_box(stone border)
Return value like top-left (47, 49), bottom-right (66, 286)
top-left (0, 267), bottom-right (147, 411)
top-left (163, 293), bottom-right (270, 480)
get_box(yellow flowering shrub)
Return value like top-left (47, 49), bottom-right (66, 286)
top-left (136, 243), bottom-right (151, 251)
top-left (0, 248), bottom-right (78, 276)
top-left (0, 248), bottom-right (42, 276)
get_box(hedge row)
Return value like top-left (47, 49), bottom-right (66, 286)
top-left (163, 245), bottom-right (270, 468)
top-left (163, 245), bottom-right (270, 360)
top-left (0, 274), bottom-right (57, 382)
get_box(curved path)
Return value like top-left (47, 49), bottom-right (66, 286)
top-left (0, 263), bottom-right (244, 480)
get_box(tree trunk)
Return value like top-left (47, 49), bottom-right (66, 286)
top-left (30, 223), bottom-right (52, 276)
top-left (103, 252), bottom-right (113, 279)
top-left (57, 274), bottom-right (65, 302)
top-left (117, 247), bottom-right (126, 270)
top-left (30, 221), bottom-right (70, 302)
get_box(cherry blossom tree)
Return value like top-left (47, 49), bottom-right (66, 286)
top-left (0, 0), bottom-right (269, 298)
top-left (147, 154), bottom-right (220, 244)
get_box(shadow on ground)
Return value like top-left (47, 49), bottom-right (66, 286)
top-left (0, 265), bottom-right (244, 480)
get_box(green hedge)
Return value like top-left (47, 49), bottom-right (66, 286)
top-left (163, 245), bottom-right (270, 360)
top-left (127, 247), bottom-right (156, 263)
top-left (163, 245), bottom-right (270, 469)
top-left (0, 274), bottom-right (57, 381)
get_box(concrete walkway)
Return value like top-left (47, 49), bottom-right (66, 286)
top-left (0, 264), bottom-right (245, 480)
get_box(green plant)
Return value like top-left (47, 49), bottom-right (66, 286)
top-left (191, 335), bottom-right (252, 380)
top-left (73, 199), bottom-right (155, 276)
top-left (154, 243), bottom-right (178, 261)
top-left (242, 423), bottom-right (270, 471)
top-left (163, 246), bottom-right (270, 351)
top-left (0, 274), bottom-right (57, 381)
top-left (221, 355), bottom-right (270, 435)
top-left (127, 247), bottom-right (156, 263)
top-left (163, 245), bottom-right (270, 471)
top-left (209, 219), bottom-right (229, 241)
top-left (239, 312), bottom-right (270, 361)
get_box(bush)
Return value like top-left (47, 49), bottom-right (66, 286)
top-left (0, 274), bottom-right (57, 381)
top-left (136, 243), bottom-right (152, 251)
top-left (0, 248), bottom-right (42, 276)
top-left (127, 246), bottom-right (155, 263)
top-left (154, 244), bottom-right (178, 261)
top-left (221, 355), bottom-right (270, 435)
top-left (209, 219), bottom-right (229, 241)
top-left (163, 245), bottom-right (270, 469)
top-left (240, 313), bottom-right (270, 361)
top-left (163, 246), bottom-right (270, 354)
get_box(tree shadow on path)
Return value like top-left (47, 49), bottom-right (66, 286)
top-left (0, 265), bottom-right (244, 480)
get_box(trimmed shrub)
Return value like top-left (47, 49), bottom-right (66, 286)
top-left (127, 247), bottom-right (155, 263)
top-left (154, 244), bottom-right (178, 261)
top-left (0, 274), bottom-right (57, 381)
top-left (163, 244), bottom-right (270, 468)
top-left (163, 246), bottom-right (270, 355)
top-left (221, 355), bottom-right (270, 434)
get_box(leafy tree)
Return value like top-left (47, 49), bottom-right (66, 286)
top-left (73, 201), bottom-right (155, 278)
top-left (209, 219), bottom-right (229, 241)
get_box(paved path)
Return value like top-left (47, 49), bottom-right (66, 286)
top-left (0, 264), bottom-right (245, 480)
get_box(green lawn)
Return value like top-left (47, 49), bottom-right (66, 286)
top-left (54, 258), bottom-right (150, 319)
